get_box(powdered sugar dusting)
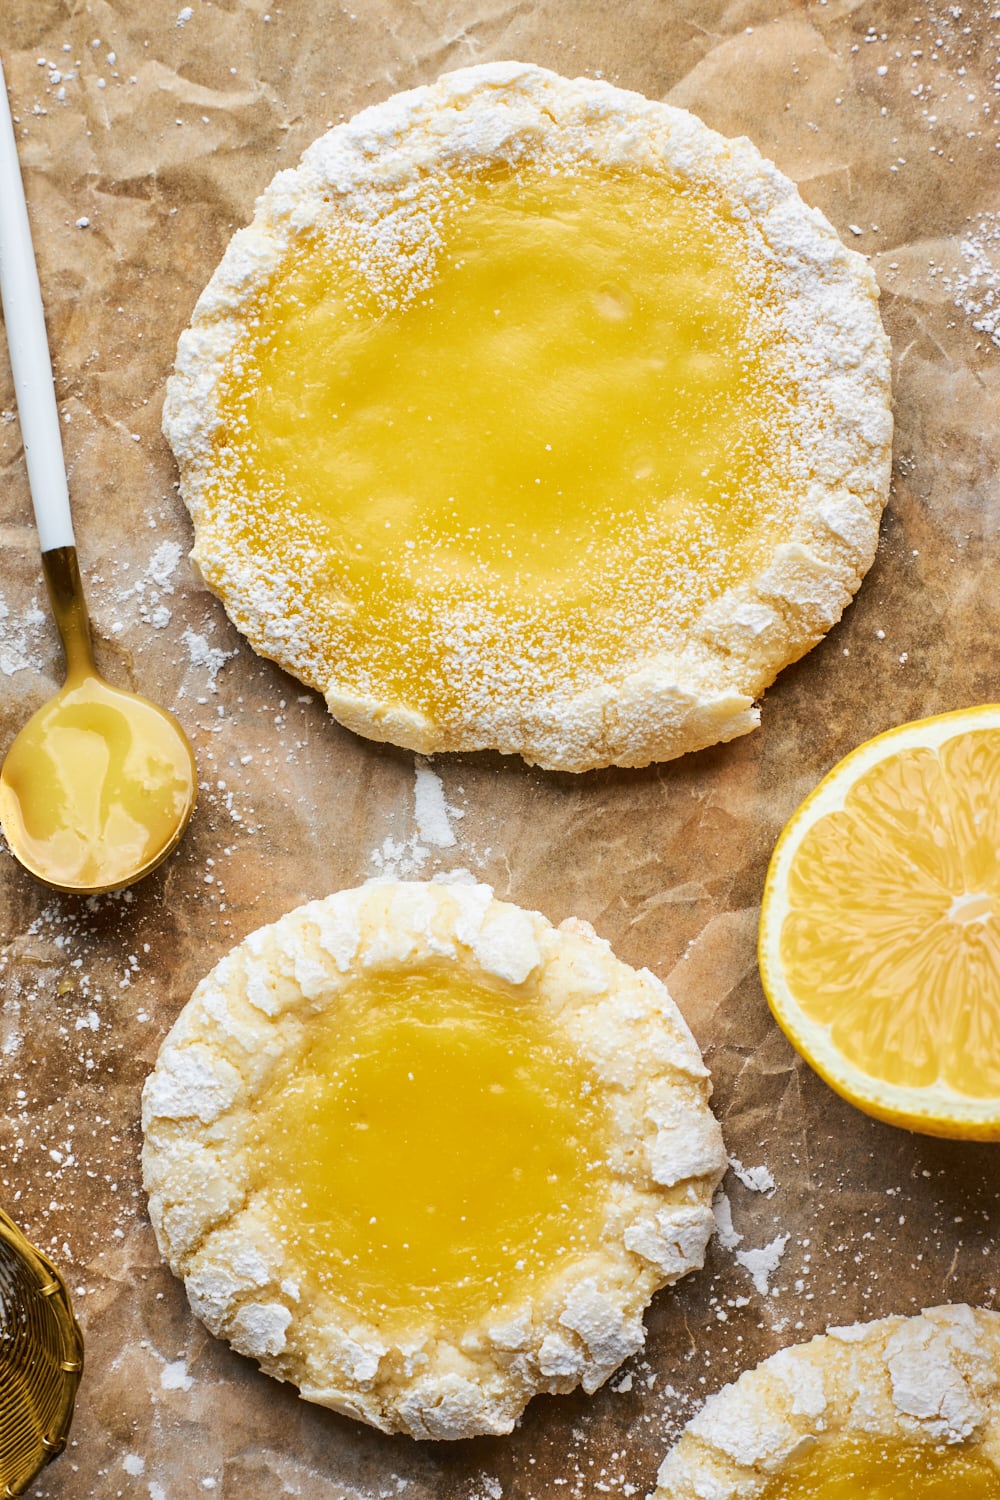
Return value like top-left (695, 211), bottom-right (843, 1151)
top-left (712, 1191), bottom-right (743, 1252)
top-left (728, 1157), bottom-right (777, 1196)
top-left (370, 759), bottom-right (480, 878)
top-left (181, 627), bottom-right (236, 693)
top-left (947, 212), bottom-right (1000, 347)
top-left (413, 759), bottom-right (458, 848)
top-left (160, 1357), bottom-right (194, 1391)
top-left (735, 1234), bottom-right (791, 1297)
top-left (0, 593), bottom-right (48, 676)
top-left (164, 61), bottom-right (891, 773)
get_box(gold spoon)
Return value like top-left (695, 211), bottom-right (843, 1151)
top-left (0, 56), bottom-right (196, 894)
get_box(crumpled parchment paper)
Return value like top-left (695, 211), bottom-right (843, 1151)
top-left (2, 2), bottom-right (999, 1496)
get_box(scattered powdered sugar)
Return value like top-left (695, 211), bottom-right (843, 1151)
top-left (135, 541), bottom-right (183, 595)
top-left (466, 1481), bottom-right (502, 1500)
top-left (712, 1191), bottom-right (743, 1252)
top-left (946, 212), bottom-right (1000, 348)
top-left (370, 758), bottom-right (480, 878)
top-left (713, 1159), bottom-right (790, 1300)
top-left (369, 834), bottom-right (429, 880)
top-left (728, 1157), bottom-right (777, 1195)
top-left (180, 627), bottom-right (237, 694)
top-left (113, 539), bottom-right (185, 632)
top-left (160, 1357), bottom-right (194, 1392)
top-left (0, 593), bottom-right (48, 676)
top-left (1, 992), bottom-right (23, 1059)
top-left (735, 1234), bottom-right (791, 1297)
top-left (868, 5), bottom-right (1000, 354)
top-left (123, 1454), bottom-right (145, 1476)
top-left (413, 757), bottom-right (459, 848)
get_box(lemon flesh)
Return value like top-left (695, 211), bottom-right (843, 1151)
top-left (206, 164), bottom-right (793, 724)
top-left (248, 968), bottom-right (610, 1334)
top-left (759, 1434), bottom-right (1000, 1498)
top-left (761, 709), bottom-right (1000, 1138)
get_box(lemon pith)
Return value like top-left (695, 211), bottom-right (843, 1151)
top-left (759, 1433), bottom-right (1000, 1499)
top-left (759, 706), bottom-right (1000, 1140)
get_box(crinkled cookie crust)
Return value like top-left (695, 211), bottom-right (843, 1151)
top-left (163, 61), bottom-right (893, 774)
top-left (652, 1305), bottom-right (1000, 1497)
top-left (141, 881), bottom-right (726, 1440)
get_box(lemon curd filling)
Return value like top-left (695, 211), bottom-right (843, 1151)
top-left (759, 1434), bottom-right (1000, 1498)
top-left (0, 676), bottom-right (194, 891)
top-left (248, 968), bottom-right (610, 1332)
top-left (207, 163), bottom-right (795, 722)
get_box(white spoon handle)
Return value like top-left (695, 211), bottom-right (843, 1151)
top-left (0, 55), bottom-right (75, 552)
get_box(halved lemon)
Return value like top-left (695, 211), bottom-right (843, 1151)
top-left (759, 706), bottom-right (1000, 1140)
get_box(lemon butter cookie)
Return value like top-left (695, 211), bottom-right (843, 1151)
top-left (163, 62), bottom-right (893, 772)
top-left (141, 881), bottom-right (726, 1438)
top-left (652, 1306), bottom-right (1000, 1497)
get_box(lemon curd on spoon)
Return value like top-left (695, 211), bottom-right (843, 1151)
top-left (759, 1434), bottom-right (1000, 1498)
top-left (0, 548), bottom-right (195, 894)
top-left (0, 674), bottom-right (195, 892)
top-left (249, 967), bottom-right (610, 1332)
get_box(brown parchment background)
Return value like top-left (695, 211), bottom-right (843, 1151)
top-left (2, 1), bottom-right (999, 1496)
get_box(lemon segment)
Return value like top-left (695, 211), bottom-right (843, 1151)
top-left (247, 966), bottom-right (610, 1335)
top-left (758, 706), bottom-right (1000, 1139)
top-left (207, 164), bottom-right (790, 723)
top-left (759, 1433), bottom-right (1000, 1498)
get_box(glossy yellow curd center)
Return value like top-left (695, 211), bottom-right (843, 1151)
top-left (249, 968), bottom-right (609, 1332)
top-left (0, 675), bottom-right (195, 891)
top-left (759, 1434), bottom-right (1000, 1498)
top-left (209, 164), bottom-right (793, 719)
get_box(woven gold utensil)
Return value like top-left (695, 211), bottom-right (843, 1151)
top-left (0, 1208), bottom-right (83, 1497)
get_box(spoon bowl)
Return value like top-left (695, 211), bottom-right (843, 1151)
top-left (0, 672), bottom-right (196, 895)
top-left (0, 545), bottom-right (197, 895)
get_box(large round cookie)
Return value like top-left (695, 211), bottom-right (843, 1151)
top-left (163, 61), bottom-right (892, 772)
top-left (141, 881), bottom-right (726, 1439)
top-left (653, 1306), bottom-right (1000, 1496)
